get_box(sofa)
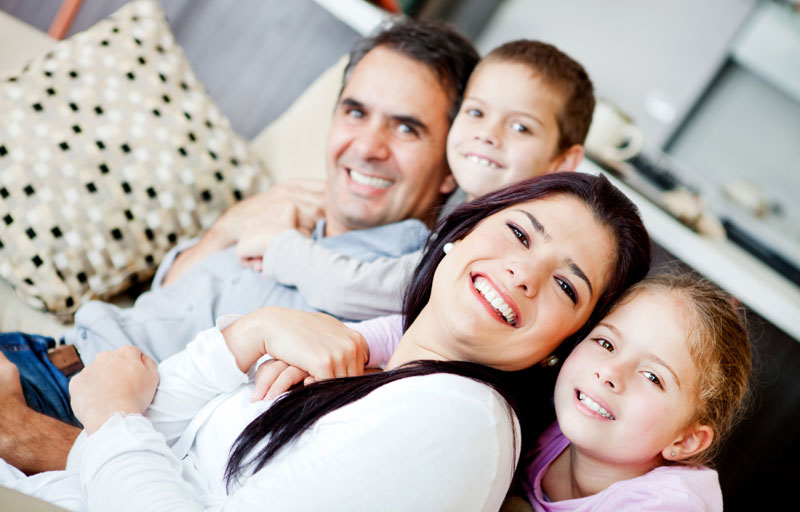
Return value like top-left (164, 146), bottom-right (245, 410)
top-left (0, 2), bottom-right (350, 337)
top-left (1, 3), bottom-right (538, 511)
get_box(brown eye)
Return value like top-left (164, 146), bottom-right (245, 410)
top-left (595, 338), bottom-right (613, 352)
top-left (507, 223), bottom-right (528, 248)
top-left (556, 277), bottom-right (577, 304)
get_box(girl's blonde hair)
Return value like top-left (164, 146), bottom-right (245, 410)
top-left (616, 269), bottom-right (753, 466)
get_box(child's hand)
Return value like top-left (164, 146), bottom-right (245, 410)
top-left (236, 205), bottom-right (302, 271)
top-left (252, 359), bottom-right (316, 401)
top-left (235, 179), bottom-right (325, 270)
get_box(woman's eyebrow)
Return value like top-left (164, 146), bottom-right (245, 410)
top-left (514, 209), bottom-right (593, 297)
top-left (515, 209), bottom-right (550, 241)
top-left (569, 262), bottom-right (593, 298)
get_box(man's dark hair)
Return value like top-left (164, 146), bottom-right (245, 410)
top-left (341, 18), bottom-right (479, 123)
top-left (484, 40), bottom-right (595, 154)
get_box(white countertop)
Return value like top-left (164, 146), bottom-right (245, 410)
top-left (579, 158), bottom-right (800, 342)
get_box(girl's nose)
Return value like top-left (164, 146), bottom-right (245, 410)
top-left (594, 365), bottom-right (623, 392)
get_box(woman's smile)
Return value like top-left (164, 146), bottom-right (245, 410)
top-left (471, 274), bottom-right (520, 327)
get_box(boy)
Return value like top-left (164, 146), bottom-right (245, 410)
top-left (238, 40), bottom-right (595, 320)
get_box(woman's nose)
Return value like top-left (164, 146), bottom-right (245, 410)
top-left (506, 263), bottom-right (542, 298)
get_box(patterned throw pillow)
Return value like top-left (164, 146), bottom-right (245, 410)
top-left (0, 0), bottom-right (270, 319)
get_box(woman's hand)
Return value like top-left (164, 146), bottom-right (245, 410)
top-left (69, 346), bottom-right (159, 435)
top-left (224, 308), bottom-right (369, 387)
top-left (251, 360), bottom-right (314, 401)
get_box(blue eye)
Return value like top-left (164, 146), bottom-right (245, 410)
top-left (347, 108), bottom-right (364, 119)
top-left (556, 277), bottom-right (577, 304)
top-left (511, 122), bottom-right (529, 133)
top-left (507, 223), bottom-right (528, 247)
top-left (397, 123), bottom-right (418, 136)
top-left (467, 108), bottom-right (482, 118)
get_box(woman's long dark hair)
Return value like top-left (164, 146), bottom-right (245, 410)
top-left (225, 172), bottom-right (651, 488)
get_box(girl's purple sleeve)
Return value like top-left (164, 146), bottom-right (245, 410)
top-left (345, 314), bottom-right (404, 368)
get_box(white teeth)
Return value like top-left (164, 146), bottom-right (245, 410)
top-left (466, 154), bottom-right (500, 169)
top-left (349, 169), bottom-right (392, 189)
top-left (473, 276), bottom-right (517, 325)
top-left (578, 392), bottom-right (615, 420)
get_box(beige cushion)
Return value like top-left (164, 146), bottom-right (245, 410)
top-left (249, 55), bottom-right (347, 183)
top-left (0, 0), bottom-right (270, 320)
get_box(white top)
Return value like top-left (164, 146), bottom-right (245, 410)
top-left (0, 317), bottom-right (519, 512)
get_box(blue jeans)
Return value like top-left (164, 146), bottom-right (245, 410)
top-left (0, 332), bottom-right (80, 426)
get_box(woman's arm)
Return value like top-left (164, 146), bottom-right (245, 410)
top-left (250, 313), bottom-right (403, 401)
top-left (262, 230), bottom-right (420, 320)
top-left (78, 373), bottom-right (518, 512)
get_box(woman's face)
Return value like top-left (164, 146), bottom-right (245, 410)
top-left (426, 194), bottom-right (614, 371)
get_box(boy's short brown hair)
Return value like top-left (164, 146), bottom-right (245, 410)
top-left (484, 40), bottom-right (594, 155)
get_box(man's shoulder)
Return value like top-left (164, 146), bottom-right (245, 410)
top-left (321, 219), bottom-right (430, 259)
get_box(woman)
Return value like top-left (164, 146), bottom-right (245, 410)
top-left (2, 173), bottom-right (650, 511)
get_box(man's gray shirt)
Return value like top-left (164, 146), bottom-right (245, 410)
top-left (62, 219), bottom-right (429, 364)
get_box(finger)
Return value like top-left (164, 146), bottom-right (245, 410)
top-left (346, 338), bottom-right (366, 377)
top-left (141, 352), bottom-right (157, 370)
top-left (252, 360), bottom-right (288, 402)
top-left (303, 375), bottom-right (317, 386)
top-left (265, 366), bottom-right (309, 400)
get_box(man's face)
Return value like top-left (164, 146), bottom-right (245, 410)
top-left (324, 46), bottom-right (456, 236)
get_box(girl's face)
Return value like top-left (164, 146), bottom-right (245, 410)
top-left (554, 289), bottom-right (703, 470)
top-left (425, 194), bottom-right (613, 371)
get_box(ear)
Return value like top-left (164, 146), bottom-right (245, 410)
top-left (662, 423), bottom-right (714, 462)
top-left (439, 172), bottom-right (458, 195)
top-left (548, 144), bottom-right (585, 173)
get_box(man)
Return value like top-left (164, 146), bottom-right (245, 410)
top-left (0, 18), bottom-right (479, 474)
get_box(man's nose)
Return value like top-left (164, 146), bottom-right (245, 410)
top-left (353, 123), bottom-right (390, 161)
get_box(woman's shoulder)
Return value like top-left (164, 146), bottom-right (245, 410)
top-left (378, 372), bottom-right (513, 412)
top-left (354, 372), bottom-right (519, 439)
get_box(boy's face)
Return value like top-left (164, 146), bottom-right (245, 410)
top-left (553, 290), bottom-right (704, 469)
top-left (446, 60), bottom-right (571, 200)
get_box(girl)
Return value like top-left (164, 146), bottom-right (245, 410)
top-left (525, 272), bottom-right (752, 511)
top-left (0, 173), bottom-right (650, 511)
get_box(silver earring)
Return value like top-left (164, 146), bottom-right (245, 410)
top-left (671, 450), bottom-right (677, 457)
top-left (541, 355), bottom-right (559, 367)
top-left (443, 242), bottom-right (454, 255)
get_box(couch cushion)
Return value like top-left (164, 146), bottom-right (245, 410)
top-left (0, 10), bottom-right (55, 74)
top-left (249, 55), bottom-right (347, 184)
top-left (0, 0), bottom-right (270, 320)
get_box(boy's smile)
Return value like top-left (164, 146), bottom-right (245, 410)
top-left (446, 60), bottom-right (569, 200)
